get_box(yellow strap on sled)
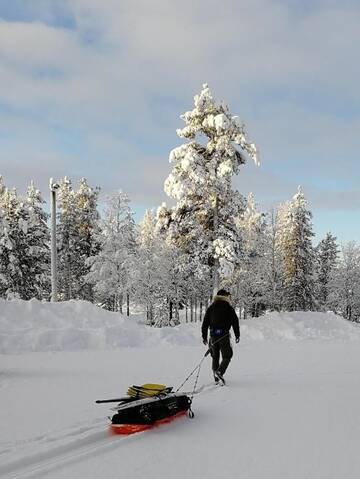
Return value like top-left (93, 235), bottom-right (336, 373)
top-left (127, 383), bottom-right (169, 398)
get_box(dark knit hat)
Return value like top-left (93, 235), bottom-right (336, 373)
top-left (217, 289), bottom-right (230, 296)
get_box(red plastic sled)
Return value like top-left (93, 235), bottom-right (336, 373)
top-left (109, 410), bottom-right (187, 436)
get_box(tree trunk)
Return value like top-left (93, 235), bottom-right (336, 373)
top-left (169, 300), bottom-right (173, 324)
top-left (149, 304), bottom-right (154, 325)
top-left (119, 293), bottom-right (123, 314)
top-left (126, 293), bottom-right (130, 317)
top-left (212, 194), bottom-right (220, 296)
top-left (213, 262), bottom-right (220, 296)
top-left (175, 302), bottom-right (180, 324)
top-left (65, 248), bottom-right (71, 301)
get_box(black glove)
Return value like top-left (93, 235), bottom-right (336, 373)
top-left (235, 337), bottom-right (240, 344)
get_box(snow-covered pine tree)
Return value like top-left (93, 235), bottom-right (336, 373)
top-left (0, 185), bottom-right (28, 298)
top-left (262, 208), bottom-right (285, 311)
top-left (134, 210), bottom-right (165, 325)
top-left (152, 242), bottom-right (186, 327)
top-left (329, 242), bottom-right (360, 321)
top-left (315, 232), bottom-right (339, 310)
top-left (181, 256), bottom-right (212, 323)
top-left (0, 176), bottom-right (5, 197)
top-left (277, 186), bottom-right (315, 311)
top-left (57, 178), bottom-right (77, 300)
top-left (0, 178), bottom-right (6, 295)
top-left (0, 206), bottom-right (3, 254)
top-left (86, 191), bottom-right (136, 313)
top-left (57, 177), bottom-right (100, 301)
top-left (22, 181), bottom-right (51, 299)
top-left (233, 193), bottom-right (267, 317)
top-left (0, 179), bottom-right (12, 297)
top-left (158, 205), bottom-right (211, 324)
top-left (156, 241), bottom-right (186, 326)
top-left (157, 202), bottom-right (212, 323)
top-left (158, 84), bottom-right (259, 294)
top-left (74, 178), bottom-right (101, 301)
top-left (134, 210), bottom-right (185, 327)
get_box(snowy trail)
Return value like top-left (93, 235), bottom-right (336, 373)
top-left (2, 307), bottom-right (360, 479)
top-left (40, 345), bottom-right (360, 478)
top-left (0, 372), bottom-right (224, 479)
top-left (0, 382), bottom-right (219, 479)
top-left (0, 422), bottom-right (120, 479)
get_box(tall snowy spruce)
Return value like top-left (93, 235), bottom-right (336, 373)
top-left (262, 208), bottom-right (284, 311)
top-left (233, 193), bottom-right (267, 317)
top-left (330, 242), bottom-right (360, 321)
top-left (134, 210), bottom-right (166, 325)
top-left (86, 191), bottom-right (136, 313)
top-left (277, 187), bottom-right (315, 311)
top-left (133, 209), bottom-right (189, 326)
top-left (23, 181), bottom-right (51, 299)
top-left (57, 178), bottom-right (76, 300)
top-left (57, 177), bottom-right (100, 301)
top-left (158, 84), bottom-right (259, 294)
top-left (0, 178), bottom-right (50, 299)
top-left (315, 232), bottom-right (339, 310)
top-left (0, 182), bottom-right (25, 298)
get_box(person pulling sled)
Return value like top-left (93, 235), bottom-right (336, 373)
top-left (201, 289), bottom-right (240, 385)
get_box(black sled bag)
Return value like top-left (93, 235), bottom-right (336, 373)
top-left (111, 394), bottom-right (191, 425)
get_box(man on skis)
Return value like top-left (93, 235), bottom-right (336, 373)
top-left (201, 289), bottom-right (240, 385)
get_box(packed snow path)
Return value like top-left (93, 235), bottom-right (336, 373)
top-left (1, 341), bottom-right (360, 479)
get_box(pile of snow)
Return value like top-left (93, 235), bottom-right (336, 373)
top-left (0, 299), bottom-right (199, 354)
top-left (1, 299), bottom-right (359, 354)
top-left (241, 311), bottom-right (360, 342)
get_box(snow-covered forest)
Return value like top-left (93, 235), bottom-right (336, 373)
top-left (1, 86), bottom-right (359, 324)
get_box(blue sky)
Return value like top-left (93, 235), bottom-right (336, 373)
top-left (0, 0), bottom-right (359, 243)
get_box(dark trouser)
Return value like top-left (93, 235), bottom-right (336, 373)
top-left (210, 335), bottom-right (233, 376)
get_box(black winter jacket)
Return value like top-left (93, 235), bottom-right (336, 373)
top-left (201, 296), bottom-right (240, 343)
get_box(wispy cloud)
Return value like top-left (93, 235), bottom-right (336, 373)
top-left (0, 0), bottom-right (359, 241)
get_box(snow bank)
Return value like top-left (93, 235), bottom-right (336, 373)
top-left (1, 299), bottom-right (359, 353)
top-left (241, 311), bottom-right (360, 342)
top-left (0, 299), bottom-right (199, 354)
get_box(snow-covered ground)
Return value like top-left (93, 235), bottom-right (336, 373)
top-left (1, 300), bottom-right (360, 478)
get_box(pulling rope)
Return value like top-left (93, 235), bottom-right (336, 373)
top-left (175, 332), bottom-right (230, 418)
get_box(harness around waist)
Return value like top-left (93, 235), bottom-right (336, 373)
top-left (210, 328), bottom-right (228, 337)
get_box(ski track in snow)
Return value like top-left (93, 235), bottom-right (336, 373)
top-left (0, 420), bottom-right (122, 479)
top-left (0, 382), bottom-right (219, 479)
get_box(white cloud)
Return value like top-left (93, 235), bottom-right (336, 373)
top-left (0, 0), bottom-right (359, 225)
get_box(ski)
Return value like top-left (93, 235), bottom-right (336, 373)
top-left (108, 392), bottom-right (190, 412)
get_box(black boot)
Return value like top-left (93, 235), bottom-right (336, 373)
top-left (215, 370), bottom-right (226, 386)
